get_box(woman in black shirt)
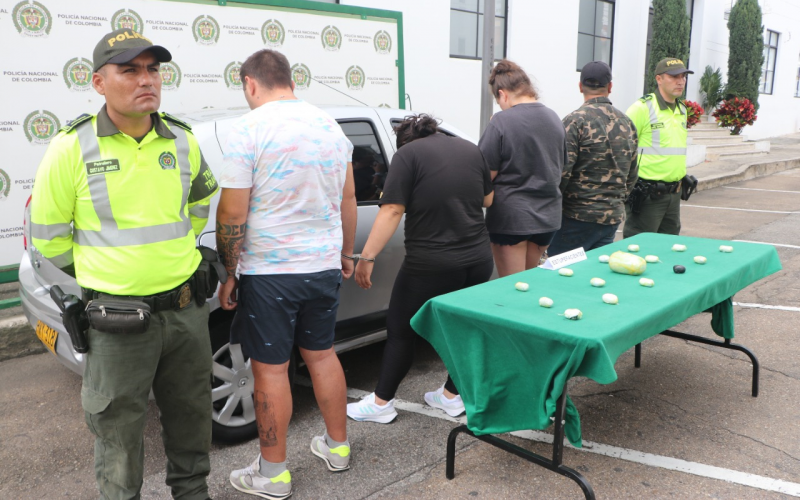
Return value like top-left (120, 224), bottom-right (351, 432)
top-left (478, 60), bottom-right (566, 277)
top-left (346, 114), bottom-right (494, 423)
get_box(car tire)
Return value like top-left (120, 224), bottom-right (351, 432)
top-left (208, 310), bottom-right (296, 443)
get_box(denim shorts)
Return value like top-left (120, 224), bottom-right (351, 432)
top-left (488, 231), bottom-right (557, 247)
top-left (231, 269), bottom-right (342, 364)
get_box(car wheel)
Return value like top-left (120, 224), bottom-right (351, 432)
top-left (209, 312), bottom-right (295, 443)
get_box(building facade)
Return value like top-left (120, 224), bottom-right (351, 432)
top-left (342, 0), bottom-right (800, 141)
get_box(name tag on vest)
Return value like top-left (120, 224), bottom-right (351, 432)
top-left (86, 159), bottom-right (121, 176)
top-left (651, 122), bottom-right (665, 129)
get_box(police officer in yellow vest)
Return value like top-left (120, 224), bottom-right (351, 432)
top-left (31, 29), bottom-right (219, 499)
top-left (623, 57), bottom-right (694, 237)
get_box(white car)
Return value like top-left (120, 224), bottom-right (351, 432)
top-left (19, 105), bottom-right (472, 442)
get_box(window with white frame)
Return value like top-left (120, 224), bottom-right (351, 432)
top-left (760, 29), bottom-right (779, 94)
top-left (449, 0), bottom-right (507, 60)
top-left (577, 0), bottom-right (615, 71)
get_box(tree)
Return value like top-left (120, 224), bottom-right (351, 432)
top-left (726, 0), bottom-right (764, 111)
top-left (645, 0), bottom-right (691, 94)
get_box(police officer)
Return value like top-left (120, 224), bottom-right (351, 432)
top-left (623, 57), bottom-right (694, 237)
top-left (548, 61), bottom-right (638, 256)
top-left (31, 29), bottom-right (219, 499)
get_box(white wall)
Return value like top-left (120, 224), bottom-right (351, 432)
top-left (687, 0), bottom-right (800, 138)
top-left (343, 0), bottom-right (650, 139)
top-left (754, 1), bottom-right (800, 137)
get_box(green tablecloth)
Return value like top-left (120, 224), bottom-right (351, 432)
top-left (410, 233), bottom-right (781, 447)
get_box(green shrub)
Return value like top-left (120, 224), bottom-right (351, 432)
top-left (699, 65), bottom-right (725, 113)
top-left (726, 0), bottom-right (764, 111)
top-left (645, 0), bottom-right (691, 94)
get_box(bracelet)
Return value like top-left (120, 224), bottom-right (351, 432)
top-left (341, 253), bottom-right (356, 261)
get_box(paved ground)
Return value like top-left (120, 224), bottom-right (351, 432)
top-left (2, 169), bottom-right (800, 499)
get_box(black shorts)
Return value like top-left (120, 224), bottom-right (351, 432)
top-left (231, 270), bottom-right (342, 365)
top-left (488, 231), bottom-right (557, 247)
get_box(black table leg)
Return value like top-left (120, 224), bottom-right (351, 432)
top-left (446, 384), bottom-right (596, 499)
top-left (635, 343), bottom-right (642, 368)
top-left (660, 330), bottom-right (760, 397)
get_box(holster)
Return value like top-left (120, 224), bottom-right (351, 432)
top-left (626, 180), bottom-right (650, 215)
top-left (194, 245), bottom-right (228, 306)
top-left (86, 299), bottom-right (151, 335)
top-left (49, 285), bottom-right (90, 353)
top-left (681, 175), bottom-right (698, 201)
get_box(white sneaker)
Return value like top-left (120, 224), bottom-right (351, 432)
top-left (229, 455), bottom-right (292, 499)
top-left (346, 392), bottom-right (398, 423)
top-left (424, 386), bottom-right (465, 417)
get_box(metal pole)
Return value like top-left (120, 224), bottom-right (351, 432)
top-left (479, 0), bottom-right (495, 136)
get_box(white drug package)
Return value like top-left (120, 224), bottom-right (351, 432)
top-left (602, 293), bottom-right (619, 304)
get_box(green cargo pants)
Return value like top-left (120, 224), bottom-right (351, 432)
top-left (81, 300), bottom-right (212, 500)
top-left (623, 191), bottom-right (681, 238)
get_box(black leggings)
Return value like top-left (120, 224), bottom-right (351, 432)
top-left (374, 259), bottom-right (495, 401)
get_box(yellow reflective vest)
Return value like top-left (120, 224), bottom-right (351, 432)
top-left (626, 93), bottom-right (688, 182)
top-left (31, 107), bottom-right (219, 295)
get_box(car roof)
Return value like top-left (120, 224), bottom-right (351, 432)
top-left (172, 104), bottom-right (414, 125)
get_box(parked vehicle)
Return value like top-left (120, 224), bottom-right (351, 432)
top-left (19, 105), bottom-right (472, 442)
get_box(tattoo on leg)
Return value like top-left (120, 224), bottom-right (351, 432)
top-left (254, 390), bottom-right (279, 448)
top-left (216, 221), bottom-right (246, 277)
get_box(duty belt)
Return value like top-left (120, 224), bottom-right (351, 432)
top-left (640, 178), bottom-right (681, 194)
top-left (82, 277), bottom-right (194, 313)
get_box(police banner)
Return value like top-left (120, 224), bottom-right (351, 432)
top-left (0, 0), bottom-right (402, 268)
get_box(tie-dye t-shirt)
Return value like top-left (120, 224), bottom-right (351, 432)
top-left (220, 100), bottom-right (353, 275)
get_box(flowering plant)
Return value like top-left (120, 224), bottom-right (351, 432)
top-left (712, 97), bottom-right (757, 135)
top-left (683, 100), bottom-right (704, 129)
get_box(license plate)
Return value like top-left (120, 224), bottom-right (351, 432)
top-left (35, 320), bottom-right (58, 353)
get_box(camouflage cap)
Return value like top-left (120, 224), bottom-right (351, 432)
top-left (580, 61), bottom-right (612, 88)
top-left (93, 29), bottom-right (171, 71)
top-left (655, 57), bottom-right (694, 76)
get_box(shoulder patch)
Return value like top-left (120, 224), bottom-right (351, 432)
top-left (638, 94), bottom-right (654, 103)
top-left (60, 113), bottom-right (93, 133)
top-left (161, 113), bottom-right (192, 131)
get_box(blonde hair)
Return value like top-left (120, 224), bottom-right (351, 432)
top-left (488, 59), bottom-right (538, 100)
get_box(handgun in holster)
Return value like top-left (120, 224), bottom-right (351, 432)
top-left (193, 245), bottom-right (228, 306)
top-left (50, 285), bottom-right (90, 353)
top-left (681, 175), bottom-right (698, 201)
top-left (626, 180), bottom-right (650, 215)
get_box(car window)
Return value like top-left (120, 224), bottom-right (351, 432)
top-left (338, 120), bottom-right (389, 204)
top-left (389, 118), bottom-right (456, 137)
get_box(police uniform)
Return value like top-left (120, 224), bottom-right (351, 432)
top-left (30, 30), bottom-right (219, 499)
top-left (623, 58), bottom-right (694, 238)
top-left (549, 61), bottom-right (639, 256)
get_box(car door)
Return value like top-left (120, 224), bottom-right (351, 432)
top-left (334, 112), bottom-right (405, 334)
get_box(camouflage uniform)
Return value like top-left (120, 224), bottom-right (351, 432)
top-left (548, 96), bottom-right (638, 255)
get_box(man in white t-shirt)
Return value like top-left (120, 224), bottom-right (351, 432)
top-left (215, 49), bottom-right (356, 500)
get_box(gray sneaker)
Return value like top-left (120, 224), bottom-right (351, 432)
top-left (310, 435), bottom-right (351, 471)
top-left (229, 454), bottom-right (292, 499)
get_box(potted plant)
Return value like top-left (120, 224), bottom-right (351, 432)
top-left (712, 96), bottom-right (757, 135)
top-left (698, 65), bottom-right (725, 116)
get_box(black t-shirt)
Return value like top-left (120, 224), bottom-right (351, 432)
top-left (478, 102), bottom-right (565, 234)
top-left (379, 133), bottom-right (493, 273)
